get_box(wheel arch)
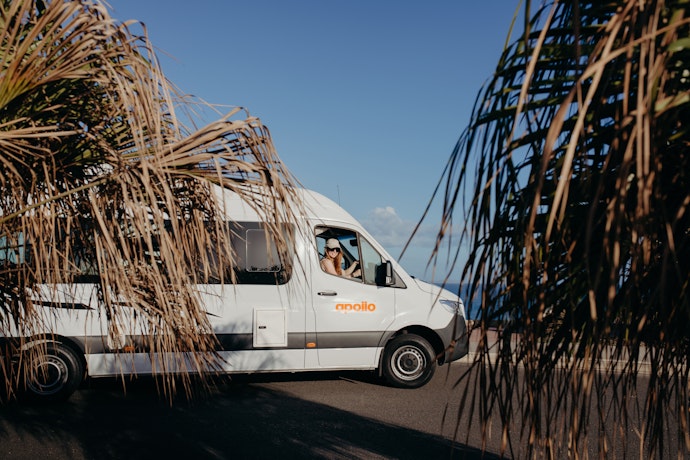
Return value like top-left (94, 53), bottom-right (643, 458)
top-left (380, 325), bottom-right (445, 370)
top-left (19, 335), bottom-right (88, 378)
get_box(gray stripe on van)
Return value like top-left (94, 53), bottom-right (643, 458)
top-left (215, 332), bottom-right (384, 350)
top-left (312, 331), bottom-right (384, 349)
top-left (72, 331), bottom-right (386, 354)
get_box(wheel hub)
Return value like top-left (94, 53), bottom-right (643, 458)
top-left (29, 356), bottom-right (68, 395)
top-left (392, 346), bottom-right (426, 381)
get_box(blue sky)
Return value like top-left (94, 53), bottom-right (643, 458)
top-left (106, 1), bottom-right (520, 281)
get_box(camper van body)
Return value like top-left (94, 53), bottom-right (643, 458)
top-left (2, 187), bottom-right (468, 400)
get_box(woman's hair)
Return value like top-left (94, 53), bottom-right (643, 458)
top-left (327, 249), bottom-right (343, 275)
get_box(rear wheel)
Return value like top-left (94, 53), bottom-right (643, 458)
top-left (381, 334), bottom-right (436, 388)
top-left (21, 342), bottom-right (83, 402)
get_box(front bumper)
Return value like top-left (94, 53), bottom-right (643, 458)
top-left (435, 312), bottom-right (469, 363)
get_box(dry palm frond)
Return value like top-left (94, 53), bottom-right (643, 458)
top-left (424, 0), bottom-right (690, 457)
top-left (0, 0), bottom-right (301, 401)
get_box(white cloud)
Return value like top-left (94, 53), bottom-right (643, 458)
top-left (362, 206), bottom-right (410, 247)
top-left (361, 205), bottom-right (467, 280)
top-left (362, 206), bottom-right (440, 248)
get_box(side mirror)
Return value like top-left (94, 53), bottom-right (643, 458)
top-left (375, 260), bottom-right (395, 286)
top-left (383, 260), bottom-right (395, 286)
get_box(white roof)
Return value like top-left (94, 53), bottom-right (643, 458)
top-left (215, 186), bottom-right (357, 225)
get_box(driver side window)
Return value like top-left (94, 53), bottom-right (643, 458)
top-left (315, 227), bottom-right (360, 281)
top-left (315, 226), bottom-right (387, 286)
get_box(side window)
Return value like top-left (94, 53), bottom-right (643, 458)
top-left (315, 226), bottom-right (361, 282)
top-left (315, 226), bottom-right (405, 287)
top-left (66, 220), bottom-right (291, 285)
top-left (316, 226), bottom-right (393, 286)
top-left (0, 232), bottom-right (25, 266)
top-left (358, 237), bottom-right (385, 286)
top-left (0, 227), bottom-right (100, 283)
top-left (224, 222), bottom-right (292, 285)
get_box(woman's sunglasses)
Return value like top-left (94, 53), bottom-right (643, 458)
top-left (327, 247), bottom-right (340, 253)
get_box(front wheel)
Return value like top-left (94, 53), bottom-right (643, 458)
top-left (381, 334), bottom-right (436, 388)
top-left (20, 342), bottom-right (84, 402)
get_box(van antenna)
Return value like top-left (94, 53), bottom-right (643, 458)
top-left (337, 185), bottom-right (341, 205)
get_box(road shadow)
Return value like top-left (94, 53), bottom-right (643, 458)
top-left (0, 374), bottom-right (506, 460)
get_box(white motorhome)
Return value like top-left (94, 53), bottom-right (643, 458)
top-left (1, 187), bottom-right (468, 401)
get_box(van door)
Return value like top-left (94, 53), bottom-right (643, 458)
top-left (311, 227), bottom-right (396, 368)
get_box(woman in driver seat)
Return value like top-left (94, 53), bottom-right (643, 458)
top-left (320, 238), bottom-right (360, 278)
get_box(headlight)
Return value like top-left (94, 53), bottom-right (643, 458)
top-left (439, 299), bottom-right (463, 314)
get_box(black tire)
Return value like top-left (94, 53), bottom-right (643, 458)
top-left (381, 334), bottom-right (436, 388)
top-left (21, 342), bottom-right (84, 402)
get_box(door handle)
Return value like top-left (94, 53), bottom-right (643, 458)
top-left (318, 291), bottom-right (337, 296)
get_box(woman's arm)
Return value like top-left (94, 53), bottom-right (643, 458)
top-left (344, 260), bottom-right (360, 277)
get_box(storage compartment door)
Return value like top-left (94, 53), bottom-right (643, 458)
top-left (253, 309), bottom-right (287, 348)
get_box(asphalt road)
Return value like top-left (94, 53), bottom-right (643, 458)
top-left (0, 366), bottom-right (479, 460)
top-left (0, 361), bottom-right (683, 459)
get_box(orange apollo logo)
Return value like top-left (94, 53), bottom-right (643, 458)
top-left (336, 302), bottom-right (376, 312)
